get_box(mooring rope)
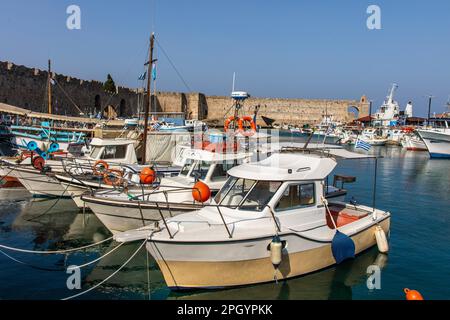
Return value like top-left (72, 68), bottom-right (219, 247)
top-left (0, 248), bottom-right (65, 271)
top-left (0, 236), bottom-right (113, 254)
top-left (61, 239), bottom-right (147, 300)
top-left (67, 241), bottom-right (125, 270)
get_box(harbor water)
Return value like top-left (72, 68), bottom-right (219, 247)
top-left (0, 144), bottom-right (449, 300)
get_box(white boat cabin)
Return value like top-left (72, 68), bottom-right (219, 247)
top-left (88, 138), bottom-right (137, 164)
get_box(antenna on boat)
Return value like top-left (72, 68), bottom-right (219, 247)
top-left (47, 59), bottom-right (52, 115)
top-left (142, 32), bottom-right (155, 165)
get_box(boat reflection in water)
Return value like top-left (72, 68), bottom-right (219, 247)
top-left (10, 198), bottom-right (109, 251)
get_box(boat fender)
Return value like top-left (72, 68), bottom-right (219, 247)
top-left (404, 288), bottom-right (424, 300)
top-left (374, 226), bottom-right (389, 253)
top-left (269, 235), bottom-right (283, 269)
top-left (27, 141), bottom-right (38, 152)
top-left (48, 142), bottom-right (60, 153)
top-left (192, 181), bottom-right (211, 203)
top-left (140, 167), bottom-right (156, 184)
top-left (32, 156), bottom-right (45, 171)
top-left (93, 160), bottom-right (109, 176)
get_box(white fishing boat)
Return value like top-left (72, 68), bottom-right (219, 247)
top-left (400, 131), bottom-right (427, 151)
top-left (359, 128), bottom-right (388, 146)
top-left (133, 152), bottom-right (390, 289)
top-left (81, 147), bottom-right (251, 234)
top-left (0, 138), bottom-right (139, 199)
top-left (417, 117), bottom-right (450, 158)
top-left (373, 84), bottom-right (400, 127)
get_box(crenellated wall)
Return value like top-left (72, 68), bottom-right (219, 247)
top-left (0, 61), bottom-right (368, 125)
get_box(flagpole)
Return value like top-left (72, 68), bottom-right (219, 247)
top-left (48, 59), bottom-right (52, 115)
top-left (142, 32), bottom-right (155, 165)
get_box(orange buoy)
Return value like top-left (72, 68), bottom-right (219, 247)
top-left (93, 160), bottom-right (109, 176)
top-left (140, 167), bottom-right (156, 184)
top-left (192, 181), bottom-right (211, 203)
top-left (404, 288), bottom-right (424, 300)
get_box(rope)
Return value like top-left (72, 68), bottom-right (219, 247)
top-left (0, 248), bottom-right (65, 272)
top-left (67, 241), bottom-right (125, 270)
top-left (61, 239), bottom-right (147, 300)
top-left (155, 38), bottom-right (192, 92)
top-left (0, 236), bottom-right (113, 254)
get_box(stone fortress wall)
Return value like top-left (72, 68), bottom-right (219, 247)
top-left (0, 61), bottom-right (368, 126)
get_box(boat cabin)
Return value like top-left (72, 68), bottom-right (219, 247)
top-left (88, 138), bottom-right (137, 164)
top-left (211, 153), bottom-right (367, 230)
top-left (173, 147), bottom-right (250, 192)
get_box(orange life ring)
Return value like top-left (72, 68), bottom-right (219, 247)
top-left (103, 169), bottom-right (123, 186)
top-left (224, 116), bottom-right (238, 132)
top-left (93, 160), bottom-right (109, 176)
top-left (238, 116), bottom-right (257, 137)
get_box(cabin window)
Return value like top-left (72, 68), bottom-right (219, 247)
top-left (90, 146), bottom-right (103, 159)
top-left (190, 161), bottom-right (209, 181)
top-left (240, 181), bottom-right (282, 211)
top-left (179, 159), bottom-right (193, 176)
top-left (215, 177), bottom-right (256, 206)
top-left (275, 183), bottom-right (315, 211)
top-left (101, 145), bottom-right (127, 160)
top-left (210, 162), bottom-right (234, 181)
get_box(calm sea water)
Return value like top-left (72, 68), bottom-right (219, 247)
top-left (0, 144), bottom-right (449, 300)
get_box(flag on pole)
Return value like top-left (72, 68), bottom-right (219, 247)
top-left (355, 138), bottom-right (372, 151)
top-left (151, 63), bottom-right (157, 81)
top-left (325, 126), bottom-right (333, 136)
top-left (138, 71), bottom-right (147, 81)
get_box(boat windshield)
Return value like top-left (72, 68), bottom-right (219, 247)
top-left (90, 146), bottom-right (103, 159)
top-left (179, 159), bottom-right (192, 176)
top-left (215, 177), bottom-right (282, 211)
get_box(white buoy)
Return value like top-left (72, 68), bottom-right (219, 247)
top-left (270, 235), bottom-right (283, 268)
top-left (375, 226), bottom-right (389, 253)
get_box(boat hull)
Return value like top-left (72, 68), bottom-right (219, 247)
top-left (418, 130), bottom-right (450, 158)
top-left (147, 217), bottom-right (390, 289)
top-left (83, 196), bottom-right (202, 234)
top-left (9, 167), bottom-right (73, 198)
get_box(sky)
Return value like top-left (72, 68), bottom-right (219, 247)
top-left (0, 0), bottom-right (449, 116)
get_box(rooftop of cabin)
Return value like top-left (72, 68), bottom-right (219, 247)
top-left (228, 153), bottom-right (337, 181)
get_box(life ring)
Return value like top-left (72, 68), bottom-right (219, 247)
top-left (93, 160), bottom-right (109, 176)
top-left (103, 169), bottom-right (124, 186)
top-left (238, 116), bottom-right (257, 137)
top-left (224, 116), bottom-right (238, 133)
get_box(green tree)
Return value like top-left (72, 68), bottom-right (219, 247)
top-left (103, 74), bottom-right (116, 94)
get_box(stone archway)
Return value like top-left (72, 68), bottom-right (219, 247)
top-left (347, 105), bottom-right (360, 121)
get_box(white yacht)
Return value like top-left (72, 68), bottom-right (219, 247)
top-left (373, 84), bottom-right (400, 127)
top-left (134, 153), bottom-right (390, 289)
top-left (417, 117), bottom-right (450, 158)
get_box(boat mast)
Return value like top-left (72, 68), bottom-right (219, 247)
top-left (142, 33), bottom-right (155, 165)
top-left (47, 59), bottom-right (52, 114)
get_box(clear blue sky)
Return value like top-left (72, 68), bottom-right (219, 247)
top-left (1, 0), bottom-right (449, 116)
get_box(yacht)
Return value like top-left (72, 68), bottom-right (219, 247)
top-left (134, 152), bottom-right (390, 289)
top-left (417, 117), bottom-right (450, 158)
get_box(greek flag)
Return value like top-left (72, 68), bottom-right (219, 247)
top-left (151, 63), bottom-right (157, 81)
top-left (138, 71), bottom-right (146, 81)
top-left (325, 126), bottom-right (333, 135)
top-left (152, 122), bottom-right (161, 131)
top-left (356, 138), bottom-right (372, 151)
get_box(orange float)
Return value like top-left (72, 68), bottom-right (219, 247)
top-left (93, 160), bottom-right (109, 176)
top-left (404, 288), bottom-right (424, 300)
top-left (224, 116), bottom-right (238, 133)
top-left (192, 181), bottom-right (211, 203)
top-left (103, 169), bottom-right (124, 186)
top-left (140, 167), bottom-right (156, 184)
top-left (32, 156), bottom-right (45, 171)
